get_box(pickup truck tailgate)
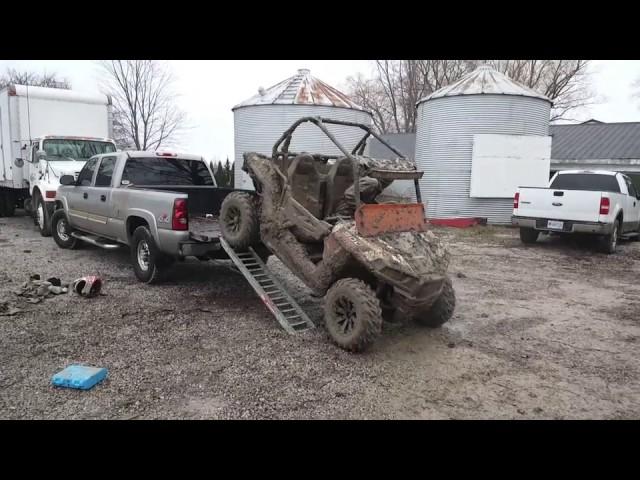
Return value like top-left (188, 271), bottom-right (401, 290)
top-left (517, 188), bottom-right (603, 222)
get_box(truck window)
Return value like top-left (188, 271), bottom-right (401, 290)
top-left (550, 174), bottom-right (621, 193)
top-left (624, 176), bottom-right (638, 198)
top-left (95, 157), bottom-right (116, 187)
top-left (42, 139), bottom-right (116, 161)
top-left (77, 157), bottom-right (99, 186)
top-left (121, 158), bottom-right (214, 186)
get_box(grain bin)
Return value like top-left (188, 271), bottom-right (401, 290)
top-left (415, 65), bottom-right (553, 224)
top-left (232, 69), bottom-right (372, 190)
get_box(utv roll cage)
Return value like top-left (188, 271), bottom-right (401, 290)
top-left (271, 116), bottom-right (424, 211)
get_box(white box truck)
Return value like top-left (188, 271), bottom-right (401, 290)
top-left (0, 84), bottom-right (117, 235)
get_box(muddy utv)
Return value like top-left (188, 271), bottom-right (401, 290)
top-left (220, 117), bottom-right (454, 352)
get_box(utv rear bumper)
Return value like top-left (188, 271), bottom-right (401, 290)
top-left (512, 216), bottom-right (613, 235)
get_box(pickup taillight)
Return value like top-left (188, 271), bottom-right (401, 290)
top-left (514, 192), bottom-right (520, 209)
top-left (599, 197), bottom-right (610, 215)
top-left (172, 198), bottom-right (188, 230)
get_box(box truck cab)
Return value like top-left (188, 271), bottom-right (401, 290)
top-left (26, 135), bottom-right (117, 234)
top-left (0, 84), bottom-right (116, 236)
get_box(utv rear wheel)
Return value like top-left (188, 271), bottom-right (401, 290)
top-left (414, 277), bottom-right (456, 328)
top-left (519, 227), bottom-right (539, 244)
top-left (220, 192), bottom-right (259, 249)
top-left (51, 209), bottom-right (78, 249)
top-left (324, 278), bottom-right (382, 353)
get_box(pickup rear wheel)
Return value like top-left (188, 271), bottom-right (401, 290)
top-left (601, 219), bottom-right (620, 254)
top-left (51, 209), bottom-right (79, 249)
top-left (220, 192), bottom-right (260, 249)
top-left (131, 226), bottom-right (172, 284)
top-left (519, 227), bottom-right (539, 244)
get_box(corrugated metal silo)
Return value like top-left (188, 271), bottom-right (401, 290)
top-left (415, 65), bottom-right (552, 224)
top-left (232, 69), bottom-right (372, 190)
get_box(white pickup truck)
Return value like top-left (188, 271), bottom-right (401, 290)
top-left (512, 170), bottom-right (640, 253)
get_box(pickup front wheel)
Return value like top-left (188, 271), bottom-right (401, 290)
top-left (51, 210), bottom-right (79, 249)
top-left (131, 226), bottom-right (173, 284)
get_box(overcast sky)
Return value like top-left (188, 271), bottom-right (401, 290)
top-left (1, 60), bottom-right (639, 161)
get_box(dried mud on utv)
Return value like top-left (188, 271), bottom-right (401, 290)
top-left (220, 117), bottom-right (455, 352)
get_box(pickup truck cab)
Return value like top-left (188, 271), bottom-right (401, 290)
top-left (51, 150), bottom-right (245, 282)
top-left (512, 170), bottom-right (640, 253)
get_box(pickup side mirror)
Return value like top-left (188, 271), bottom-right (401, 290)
top-left (60, 175), bottom-right (76, 186)
top-left (36, 149), bottom-right (47, 161)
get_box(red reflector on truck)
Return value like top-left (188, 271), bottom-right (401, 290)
top-left (600, 197), bottom-right (610, 215)
top-left (172, 198), bottom-right (188, 231)
top-left (514, 192), bottom-right (519, 209)
top-left (45, 191), bottom-right (56, 199)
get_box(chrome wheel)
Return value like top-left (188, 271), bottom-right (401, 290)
top-left (612, 224), bottom-right (618, 250)
top-left (56, 217), bottom-right (70, 241)
top-left (137, 240), bottom-right (150, 271)
top-left (37, 202), bottom-right (45, 230)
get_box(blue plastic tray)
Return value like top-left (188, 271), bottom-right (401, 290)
top-left (51, 365), bottom-right (108, 390)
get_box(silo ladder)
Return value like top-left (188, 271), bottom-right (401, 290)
top-left (219, 238), bottom-right (315, 334)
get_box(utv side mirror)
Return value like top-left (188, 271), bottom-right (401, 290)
top-left (14, 158), bottom-right (24, 168)
top-left (36, 149), bottom-right (47, 161)
top-left (60, 175), bottom-right (76, 186)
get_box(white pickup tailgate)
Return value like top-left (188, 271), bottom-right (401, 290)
top-left (516, 188), bottom-right (604, 223)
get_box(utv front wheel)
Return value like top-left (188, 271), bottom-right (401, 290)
top-left (324, 278), bottom-right (382, 353)
top-left (414, 277), bottom-right (456, 328)
top-left (220, 192), bottom-right (260, 249)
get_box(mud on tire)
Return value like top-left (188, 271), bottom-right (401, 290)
top-left (414, 277), bottom-right (456, 328)
top-left (51, 209), bottom-right (78, 249)
top-left (600, 219), bottom-right (620, 254)
top-left (324, 278), bottom-right (383, 353)
top-left (220, 192), bottom-right (260, 250)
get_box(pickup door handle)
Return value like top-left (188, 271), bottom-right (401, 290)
top-left (100, 195), bottom-right (106, 202)
top-left (83, 193), bottom-right (88, 199)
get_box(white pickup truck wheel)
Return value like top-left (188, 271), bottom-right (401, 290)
top-left (601, 219), bottom-right (620, 254)
top-left (519, 227), bottom-right (539, 244)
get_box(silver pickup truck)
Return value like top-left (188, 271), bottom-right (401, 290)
top-left (51, 150), bottom-right (251, 283)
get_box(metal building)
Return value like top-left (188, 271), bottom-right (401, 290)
top-left (232, 69), bottom-right (372, 190)
top-left (415, 65), bottom-right (552, 224)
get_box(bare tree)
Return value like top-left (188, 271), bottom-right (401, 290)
top-left (99, 60), bottom-right (186, 150)
top-left (0, 68), bottom-right (71, 90)
top-left (347, 60), bottom-right (598, 133)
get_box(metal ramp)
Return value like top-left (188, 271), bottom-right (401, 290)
top-left (219, 238), bottom-right (314, 334)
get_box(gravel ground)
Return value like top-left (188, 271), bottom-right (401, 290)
top-left (1, 213), bottom-right (639, 419)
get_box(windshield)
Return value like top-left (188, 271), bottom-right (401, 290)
top-left (42, 139), bottom-right (116, 161)
top-left (122, 157), bottom-right (214, 186)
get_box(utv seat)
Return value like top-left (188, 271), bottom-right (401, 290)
top-left (325, 156), bottom-right (355, 218)
top-left (287, 153), bottom-right (326, 219)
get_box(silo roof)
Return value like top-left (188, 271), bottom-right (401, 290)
top-left (232, 69), bottom-right (369, 112)
top-left (417, 65), bottom-right (552, 106)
